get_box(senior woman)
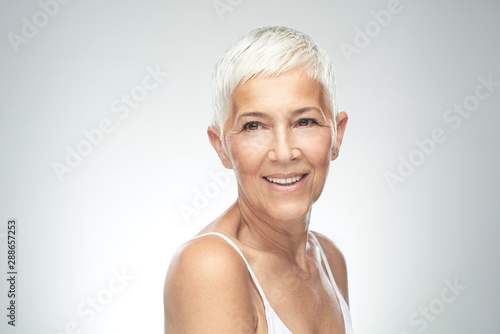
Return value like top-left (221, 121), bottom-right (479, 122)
top-left (164, 26), bottom-right (353, 333)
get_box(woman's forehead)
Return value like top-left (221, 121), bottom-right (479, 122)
top-left (230, 71), bottom-right (324, 113)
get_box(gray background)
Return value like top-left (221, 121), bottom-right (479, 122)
top-left (1, 0), bottom-right (499, 333)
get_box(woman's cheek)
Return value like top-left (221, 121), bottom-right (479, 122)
top-left (238, 132), bottom-right (271, 155)
top-left (230, 132), bottom-right (271, 167)
top-left (298, 129), bottom-right (333, 154)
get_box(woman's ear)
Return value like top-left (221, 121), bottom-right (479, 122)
top-left (207, 126), bottom-right (232, 168)
top-left (331, 111), bottom-right (348, 161)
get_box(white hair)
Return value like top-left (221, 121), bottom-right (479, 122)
top-left (211, 25), bottom-right (338, 134)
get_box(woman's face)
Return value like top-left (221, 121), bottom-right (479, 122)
top-left (209, 70), bottom-right (347, 223)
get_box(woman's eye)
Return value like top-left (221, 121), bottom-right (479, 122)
top-left (244, 122), bottom-right (262, 130)
top-left (297, 119), bottom-right (316, 126)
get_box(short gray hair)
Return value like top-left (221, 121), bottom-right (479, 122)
top-left (211, 26), bottom-right (338, 133)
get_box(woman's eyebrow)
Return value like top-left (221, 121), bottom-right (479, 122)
top-left (237, 111), bottom-right (268, 119)
top-left (236, 107), bottom-right (324, 122)
top-left (293, 107), bottom-right (324, 116)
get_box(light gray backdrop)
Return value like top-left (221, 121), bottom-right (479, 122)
top-left (1, 0), bottom-right (499, 333)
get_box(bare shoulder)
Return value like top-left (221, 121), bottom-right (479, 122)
top-left (310, 231), bottom-right (349, 305)
top-left (164, 234), bottom-right (256, 333)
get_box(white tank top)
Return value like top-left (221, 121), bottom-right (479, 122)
top-left (194, 232), bottom-right (354, 334)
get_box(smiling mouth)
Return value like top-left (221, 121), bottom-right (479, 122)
top-left (263, 174), bottom-right (306, 185)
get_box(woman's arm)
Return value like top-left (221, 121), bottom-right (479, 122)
top-left (164, 236), bottom-right (257, 333)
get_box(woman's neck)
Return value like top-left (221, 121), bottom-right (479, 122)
top-left (234, 199), bottom-right (312, 264)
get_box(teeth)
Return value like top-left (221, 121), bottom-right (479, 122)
top-left (265, 175), bottom-right (304, 185)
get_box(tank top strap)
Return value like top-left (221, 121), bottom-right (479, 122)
top-left (308, 232), bottom-right (353, 333)
top-left (193, 232), bottom-right (270, 304)
top-left (308, 233), bottom-right (341, 294)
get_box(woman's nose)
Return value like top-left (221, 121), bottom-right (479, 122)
top-left (267, 127), bottom-right (300, 162)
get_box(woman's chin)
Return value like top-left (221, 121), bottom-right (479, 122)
top-left (262, 201), bottom-right (312, 223)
